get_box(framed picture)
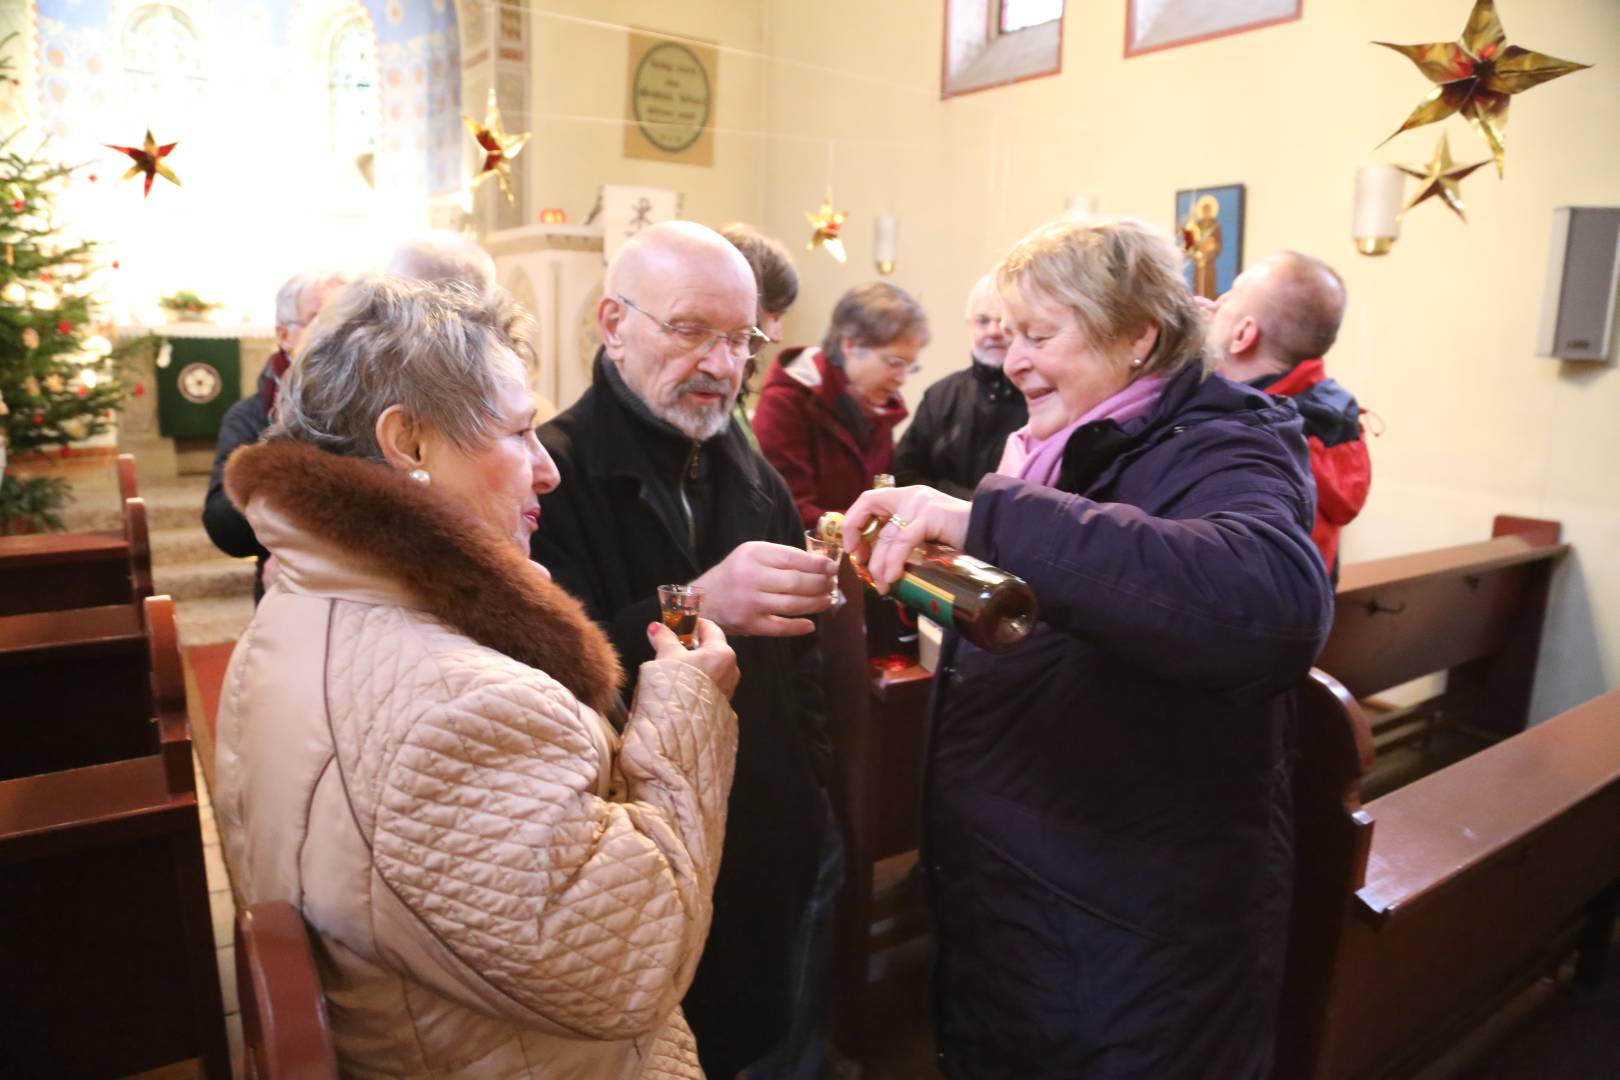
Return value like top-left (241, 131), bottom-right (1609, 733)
top-left (1175, 184), bottom-right (1245, 299)
top-left (623, 30), bottom-right (717, 167)
top-left (1126, 0), bottom-right (1302, 58)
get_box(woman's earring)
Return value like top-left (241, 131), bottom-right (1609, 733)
top-left (1131, 355), bottom-right (1146, 368)
top-left (409, 468), bottom-right (431, 485)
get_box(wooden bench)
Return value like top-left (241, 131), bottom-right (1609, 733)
top-left (822, 560), bottom-right (933, 1051)
top-left (1276, 674), bottom-right (1620, 1079)
top-left (0, 599), bottom-right (158, 781)
top-left (237, 901), bottom-right (340, 1079)
top-left (0, 467), bottom-right (153, 617)
top-left (0, 595), bottom-right (229, 1077)
top-left (1319, 516), bottom-right (1566, 788)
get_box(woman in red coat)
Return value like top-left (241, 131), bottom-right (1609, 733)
top-left (754, 282), bottom-right (930, 527)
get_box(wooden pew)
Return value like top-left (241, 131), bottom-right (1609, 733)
top-left (822, 560), bottom-right (933, 1051)
top-left (236, 901), bottom-right (340, 1079)
top-left (0, 486), bottom-right (153, 616)
top-left (0, 595), bottom-right (229, 1077)
top-left (1319, 516), bottom-right (1566, 781)
top-left (0, 598), bottom-right (157, 781)
top-left (1276, 673), bottom-right (1620, 1079)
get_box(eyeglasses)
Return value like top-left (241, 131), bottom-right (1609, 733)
top-left (617, 295), bottom-right (770, 360)
top-left (851, 344), bottom-right (922, 375)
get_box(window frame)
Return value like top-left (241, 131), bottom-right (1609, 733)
top-left (941, 0), bottom-right (1065, 100)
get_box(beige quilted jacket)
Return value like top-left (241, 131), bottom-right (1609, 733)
top-left (214, 442), bottom-right (738, 1078)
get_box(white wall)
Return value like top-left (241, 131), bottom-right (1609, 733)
top-left (754, 0), bottom-right (1620, 720)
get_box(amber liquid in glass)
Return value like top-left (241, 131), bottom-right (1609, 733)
top-left (662, 609), bottom-right (698, 648)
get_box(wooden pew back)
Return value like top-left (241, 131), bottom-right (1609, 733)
top-left (1278, 679), bottom-right (1620, 1078)
top-left (1319, 516), bottom-right (1566, 738)
top-left (0, 595), bottom-right (229, 1077)
top-left (0, 492), bottom-right (152, 616)
top-left (236, 901), bottom-right (340, 1079)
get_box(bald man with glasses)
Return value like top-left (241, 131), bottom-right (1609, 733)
top-left (532, 221), bottom-right (841, 1079)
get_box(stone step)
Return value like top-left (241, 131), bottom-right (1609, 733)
top-left (60, 476), bottom-right (212, 533)
top-left (154, 556), bottom-right (256, 602)
top-left (175, 593), bottom-right (254, 647)
top-left (151, 525), bottom-right (238, 566)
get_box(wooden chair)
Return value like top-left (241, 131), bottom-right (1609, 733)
top-left (1277, 675), bottom-right (1620, 1078)
top-left (0, 595), bottom-right (229, 1077)
top-left (236, 901), bottom-right (340, 1080)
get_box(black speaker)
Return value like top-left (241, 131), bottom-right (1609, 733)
top-left (1537, 207), bottom-right (1620, 362)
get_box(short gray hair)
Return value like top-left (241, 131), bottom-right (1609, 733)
top-left (387, 232), bottom-right (497, 293)
top-left (1259, 251), bottom-right (1347, 366)
top-left (269, 274), bottom-right (533, 460)
top-left (274, 271), bottom-right (341, 329)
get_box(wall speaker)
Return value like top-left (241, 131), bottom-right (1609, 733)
top-left (1537, 207), bottom-right (1620, 362)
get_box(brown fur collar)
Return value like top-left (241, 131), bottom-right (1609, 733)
top-left (225, 440), bottom-right (622, 717)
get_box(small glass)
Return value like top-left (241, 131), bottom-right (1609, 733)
top-left (805, 530), bottom-right (845, 612)
top-left (657, 584), bottom-right (705, 648)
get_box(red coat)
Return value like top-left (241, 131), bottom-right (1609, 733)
top-left (1263, 359), bottom-right (1371, 576)
top-left (753, 346), bottom-right (908, 528)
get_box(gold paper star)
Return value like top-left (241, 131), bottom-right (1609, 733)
top-left (1396, 133), bottom-right (1491, 222)
top-left (805, 190), bottom-right (847, 264)
top-left (1375, 0), bottom-right (1589, 177)
top-left (105, 130), bottom-right (181, 197)
top-left (464, 89), bottom-right (530, 203)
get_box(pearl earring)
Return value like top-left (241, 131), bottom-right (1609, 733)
top-left (409, 468), bottom-right (431, 485)
top-left (1130, 355), bottom-right (1145, 368)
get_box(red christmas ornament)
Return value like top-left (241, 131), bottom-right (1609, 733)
top-left (57, 319), bottom-right (72, 334)
top-left (32, 412), bottom-right (43, 425)
top-left (39, 271), bottom-right (52, 282)
top-left (132, 384), bottom-right (146, 396)
top-left (75, 385), bottom-right (88, 397)
top-left (111, 260), bottom-right (120, 270)
top-left (88, 174), bottom-right (98, 183)
top-left (61, 444), bottom-right (73, 457)
top-left (11, 198), bottom-right (23, 212)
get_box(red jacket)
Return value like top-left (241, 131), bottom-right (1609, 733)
top-left (1261, 359), bottom-right (1370, 577)
top-left (753, 347), bottom-right (908, 528)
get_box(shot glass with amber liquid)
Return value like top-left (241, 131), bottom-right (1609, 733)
top-left (657, 584), bottom-right (705, 649)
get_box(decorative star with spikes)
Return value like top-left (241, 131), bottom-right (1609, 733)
top-left (106, 130), bottom-right (181, 197)
top-left (464, 89), bottom-right (530, 203)
top-left (1396, 133), bottom-right (1492, 222)
top-left (805, 190), bottom-right (848, 264)
top-left (1375, 0), bottom-right (1589, 177)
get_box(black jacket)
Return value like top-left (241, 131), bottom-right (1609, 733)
top-left (894, 358), bottom-right (1027, 499)
top-left (203, 360), bottom-right (278, 600)
top-left (533, 355), bottom-right (829, 1077)
top-left (926, 365), bottom-right (1332, 1079)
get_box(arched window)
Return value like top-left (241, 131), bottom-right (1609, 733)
top-left (327, 16), bottom-right (379, 161)
top-left (122, 5), bottom-right (207, 129)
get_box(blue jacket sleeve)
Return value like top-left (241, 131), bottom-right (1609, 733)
top-left (965, 425), bottom-right (1332, 698)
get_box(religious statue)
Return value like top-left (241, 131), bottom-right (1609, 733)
top-left (1182, 194), bottom-right (1223, 299)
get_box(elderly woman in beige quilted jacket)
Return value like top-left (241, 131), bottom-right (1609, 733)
top-left (214, 275), bottom-right (740, 1078)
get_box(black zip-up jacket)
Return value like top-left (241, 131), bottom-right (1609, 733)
top-left (533, 354), bottom-right (829, 1077)
top-left (894, 357), bottom-right (1027, 499)
top-left (203, 361), bottom-right (278, 601)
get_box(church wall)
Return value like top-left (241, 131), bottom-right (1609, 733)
top-left (514, 0), bottom-right (769, 231)
top-left (757, 0), bottom-right (1620, 719)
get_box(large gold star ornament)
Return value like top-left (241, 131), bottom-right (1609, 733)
top-left (106, 130), bottom-right (180, 197)
top-left (805, 190), bottom-right (848, 264)
top-left (464, 89), bottom-right (530, 203)
top-left (1396, 133), bottom-right (1491, 222)
top-left (1375, 0), bottom-right (1589, 177)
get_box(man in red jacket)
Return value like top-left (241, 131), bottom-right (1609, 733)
top-left (1205, 251), bottom-right (1370, 581)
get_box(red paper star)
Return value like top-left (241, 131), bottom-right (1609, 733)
top-left (463, 89), bottom-right (529, 203)
top-left (105, 130), bottom-right (182, 197)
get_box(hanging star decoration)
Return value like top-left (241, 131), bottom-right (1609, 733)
top-left (805, 190), bottom-right (848, 264)
top-left (1396, 133), bottom-right (1491, 222)
top-left (464, 89), bottom-right (530, 203)
top-left (1375, 0), bottom-right (1589, 177)
top-left (105, 130), bottom-right (181, 197)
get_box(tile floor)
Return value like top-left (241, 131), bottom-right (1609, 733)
top-left (194, 750), bottom-right (245, 1079)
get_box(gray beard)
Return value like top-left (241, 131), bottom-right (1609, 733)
top-left (972, 349), bottom-right (1007, 368)
top-left (654, 375), bottom-right (736, 441)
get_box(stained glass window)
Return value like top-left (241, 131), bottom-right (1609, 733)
top-left (123, 5), bottom-right (206, 129)
top-left (328, 16), bottom-right (379, 159)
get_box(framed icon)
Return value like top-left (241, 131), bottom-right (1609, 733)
top-left (1174, 184), bottom-right (1245, 299)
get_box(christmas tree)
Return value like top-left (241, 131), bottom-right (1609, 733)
top-left (0, 44), bottom-right (141, 531)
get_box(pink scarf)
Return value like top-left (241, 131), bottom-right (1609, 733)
top-left (998, 376), bottom-right (1167, 488)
